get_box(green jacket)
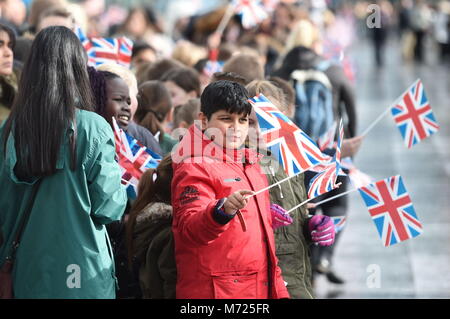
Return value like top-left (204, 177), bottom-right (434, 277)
top-left (160, 133), bottom-right (178, 156)
top-left (260, 154), bottom-right (315, 299)
top-left (0, 109), bottom-right (127, 299)
top-left (132, 202), bottom-right (176, 299)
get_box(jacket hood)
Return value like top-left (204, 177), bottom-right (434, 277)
top-left (135, 202), bottom-right (173, 225)
top-left (133, 202), bottom-right (173, 264)
top-left (171, 124), bottom-right (262, 166)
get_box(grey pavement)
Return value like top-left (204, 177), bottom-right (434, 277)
top-left (313, 35), bottom-right (450, 299)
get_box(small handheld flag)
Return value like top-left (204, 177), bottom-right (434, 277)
top-left (250, 94), bottom-right (330, 177)
top-left (112, 118), bottom-right (161, 198)
top-left (75, 26), bottom-right (133, 68)
top-left (203, 60), bottom-right (224, 78)
top-left (307, 119), bottom-right (344, 198)
top-left (391, 79), bottom-right (439, 148)
top-left (233, 0), bottom-right (268, 29)
top-left (358, 175), bottom-right (423, 247)
top-left (317, 121), bottom-right (337, 151)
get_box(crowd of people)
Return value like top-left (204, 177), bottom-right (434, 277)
top-left (0, 0), bottom-right (446, 299)
top-left (356, 0), bottom-right (450, 66)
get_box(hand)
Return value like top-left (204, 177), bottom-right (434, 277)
top-left (223, 190), bottom-right (254, 215)
top-left (207, 32), bottom-right (222, 50)
top-left (270, 204), bottom-right (293, 229)
top-left (308, 215), bottom-right (335, 246)
top-left (341, 135), bottom-right (364, 158)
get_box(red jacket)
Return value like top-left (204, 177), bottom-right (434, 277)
top-left (171, 125), bottom-right (290, 299)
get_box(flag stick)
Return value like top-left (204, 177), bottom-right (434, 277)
top-left (359, 78), bottom-right (419, 138)
top-left (216, 3), bottom-right (235, 36)
top-left (286, 197), bottom-right (315, 215)
top-left (248, 168), bottom-right (307, 198)
top-left (360, 105), bottom-right (392, 137)
top-left (285, 183), bottom-right (348, 215)
top-left (247, 153), bottom-right (334, 199)
top-left (311, 188), bottom-right (359, 207)
top-left (121, 178), bottom-right (136, 187)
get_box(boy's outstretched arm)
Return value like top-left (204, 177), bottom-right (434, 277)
top-left (172, 162), bottom-right (236, 246)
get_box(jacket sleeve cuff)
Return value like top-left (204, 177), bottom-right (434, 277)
top-left (212, 198), bottom-right (236, 225)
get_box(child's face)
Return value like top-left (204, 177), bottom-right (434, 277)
top-left (248, 109), bottom-right (266, 149)
top-left (200, 110), bottom-right (249, 150)
top-left (104, 77), bottom-right (132, 129)
top-left (164, 80), bottom-right (195, 107)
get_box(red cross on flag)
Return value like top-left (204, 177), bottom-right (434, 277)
top-left (391, 79), bottom-right (439, 148)
top-left (358, 175), bottom-right (423, 247)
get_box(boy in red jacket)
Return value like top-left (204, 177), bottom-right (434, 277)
top-left (171, 80), bottom-right (290, 299)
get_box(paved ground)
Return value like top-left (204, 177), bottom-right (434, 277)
top-left (313, 33), bottom-right (450, 299)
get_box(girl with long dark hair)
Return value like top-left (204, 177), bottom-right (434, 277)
top-left (0, 26), bottom-right (127, 298)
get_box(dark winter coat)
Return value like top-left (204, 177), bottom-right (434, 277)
top-left (132, 202), bottom-right (176, 299)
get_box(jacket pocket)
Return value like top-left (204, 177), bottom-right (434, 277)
top-left (211, 271), bottom-right (258, 299)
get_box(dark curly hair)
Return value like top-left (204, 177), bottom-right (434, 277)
top-left (87, 67), bottom-right (120, 116)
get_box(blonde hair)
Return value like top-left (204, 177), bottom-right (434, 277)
top-left (223, 53), bottom-right (265, 82)
top-left (171, 40), bottom-right (207, 67)
top-left (97, 63), bottom-right (138, 96)
top-left (28, 0), bottom-right (68, 29)
top-left (284, 19), bottom-right (321, 53)
top-left (246, 80), bottom-right (287, 113)
top-left (67, 2), bottom-right (88, 33)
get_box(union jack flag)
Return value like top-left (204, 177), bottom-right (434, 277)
top-left (307, 119), bottom-right (344, 198)
top-left (250, 94), bottom-right (330, 177)
top-left (331, 216), bottom-right (347, 234)
top-left (391, 79), bottom-right (439, 148)
top-left (75, 26), bottom-right (133, 68)
top-left (203, 60), bottom-right (224, 78)
top-left (112, 118), bottom-right (161, 198)
top-left (358, 175), bottom-right (423, 247)
top-left (317, 120), bottom-right (337, 151)
top-left (233, 0), bottom-right (268, 29)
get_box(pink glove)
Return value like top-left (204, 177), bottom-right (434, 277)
top-left (308, 215), bottom-right (335, 246)
top-left (271, 204), bottom-right (293, 229)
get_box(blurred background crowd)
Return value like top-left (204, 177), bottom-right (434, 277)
top-left (0, 0), bottom-right (449, 299)
top-left (0, 0), bottom-right (449, 77)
